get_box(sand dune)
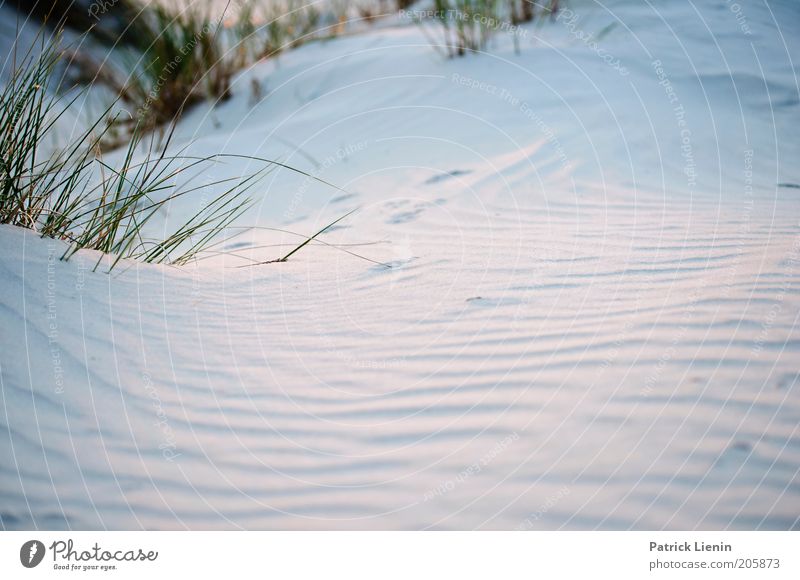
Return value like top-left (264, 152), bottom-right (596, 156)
top-left (1, 0), bottom-right (799, 530)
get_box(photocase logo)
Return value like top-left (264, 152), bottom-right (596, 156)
top-left (20, 540), bottom-right (46, 568)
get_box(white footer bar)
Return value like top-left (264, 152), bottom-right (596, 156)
top-left (2, 531), bottom-right (797, 579)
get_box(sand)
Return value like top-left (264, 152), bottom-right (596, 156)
top-left (1, 0), bottom-right (798, 530)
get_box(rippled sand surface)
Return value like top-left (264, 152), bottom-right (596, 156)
top-left (1, 0), bottom-right (798, 529)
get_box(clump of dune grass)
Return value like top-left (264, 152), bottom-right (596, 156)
top-left (109, 2), bottom-right (236, 132)
top-left (64, 0), bottom-right (362, 144)
top-left (420, 0), bottom-right (561, 57)
top-left (508, 0), bottom-right (534, 24)
top-left (2, 27), bottom-right (362, 272)
top-left (0, 30), bottom-right (263, 271)
top-left (250, 0), bottom-right (324, 60)
top-left (240, 0), bottom-right (394, 63)
top-left (64, 1), bottom-right (242, 140)
top-left (427, 0), bottom-right (500, 57)
top-left (91, 0), bottom-right (332, 134)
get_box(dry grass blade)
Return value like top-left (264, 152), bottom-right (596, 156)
top-left (241, 208), bottom-right (360, 266)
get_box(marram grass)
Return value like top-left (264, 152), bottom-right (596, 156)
top-left (0, 29), bottom-right (350, 272)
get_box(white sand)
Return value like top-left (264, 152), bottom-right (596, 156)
top-left (1, 0), bottom-right (799, 530)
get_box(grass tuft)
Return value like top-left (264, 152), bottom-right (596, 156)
top-left (1, 29), bottom-right (269, 272)
top-left (420, 0), bottom-right (561, 57)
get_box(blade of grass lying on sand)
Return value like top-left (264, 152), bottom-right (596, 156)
top-left (240, 208), bottom-right (362, 266)
top-left (279, 207), bottom-right (359, 262)
top-left (214, 225), bottom-right (391, 268)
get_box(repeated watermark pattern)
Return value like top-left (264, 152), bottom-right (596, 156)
top-left (136, 24), bottom-right (214, 121)
top-left (423, 433), bottom-right (519, 502)
top-left (3, 0), bottom-right (798, 536)
top-left (46, 243), bottom-right (65, 396)
top-left (284, 140), bottom-right (368, 222)
top-left (142, 373), bottom-right (181, 462)
top-left (516, 486), bottom-right (571, 529)
top-left (452, 72), bottom-right (571, 171)
top-left (652, 59), bottom-right (697, 193)
top-left (725, 1), bottom-right (752, 36)
top-left (400, 8), bottom-right (529, 39)
top-left (88, 0), bottom-right (119, 21)
top-left (751, 235), bottom-right (800, 358)
top-left (556, 8), bottom-right (629, 76)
